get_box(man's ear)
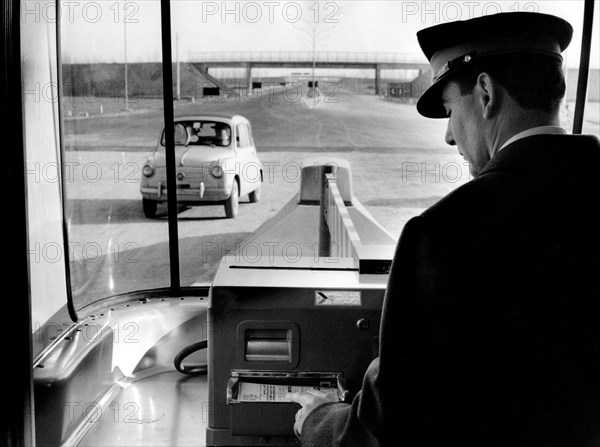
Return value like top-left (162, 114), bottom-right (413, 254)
top-left (475, 73), bottom-right (498, 119)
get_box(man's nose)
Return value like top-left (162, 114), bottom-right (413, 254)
top-left (445, 120), bottom-right (456, 146)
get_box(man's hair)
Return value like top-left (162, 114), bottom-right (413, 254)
top-left (452, 53), bottom-right (566, 115)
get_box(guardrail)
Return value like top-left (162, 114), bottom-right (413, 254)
top-left (322, 172), bottom-right (359, 260)
top-left (321, 172), bottom-right (394, 274)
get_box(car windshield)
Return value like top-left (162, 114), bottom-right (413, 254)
top-left (160, 120), bottom-right (232, 147)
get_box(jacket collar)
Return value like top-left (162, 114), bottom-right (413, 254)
top-left (498, 126), bottom-right (567, 152)
top-left (478, 133), bottom-right (600, 177)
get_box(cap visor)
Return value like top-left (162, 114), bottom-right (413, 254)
top-left (416, 80), bottom-right (448, 119)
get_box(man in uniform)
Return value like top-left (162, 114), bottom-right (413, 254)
top-left (288, 11), bottom-right (600, 447)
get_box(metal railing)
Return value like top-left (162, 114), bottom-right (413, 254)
top-left (189, 51), bottom-right (428, 64)
top-left (321, 173), bottom-right (394, 274)
top-left (323, 173), bottom-right (360, 261)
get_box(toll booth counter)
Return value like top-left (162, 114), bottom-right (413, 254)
top-left (206, 158), bottom-right (397, 446)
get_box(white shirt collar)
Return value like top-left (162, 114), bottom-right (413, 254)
top-left (498, 126), bottom-right (568, 152)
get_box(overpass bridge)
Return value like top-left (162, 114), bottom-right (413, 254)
top-left (188, 51), bottom-right (431, 95)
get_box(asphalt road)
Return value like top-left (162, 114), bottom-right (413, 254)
top-left (64, 87), bottom-right (468, 306)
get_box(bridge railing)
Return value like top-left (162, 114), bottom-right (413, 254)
top-left (189, 51), bottom-right (428, 64)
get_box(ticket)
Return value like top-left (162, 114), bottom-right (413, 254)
top-left (237, 383), bottom-right (338, 402)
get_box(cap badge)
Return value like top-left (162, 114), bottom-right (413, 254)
top-left (433, 54), bottom-right (473, 82)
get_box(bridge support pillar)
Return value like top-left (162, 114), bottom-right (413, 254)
top-left (374, 65), bottom-right (381, 95)
top-left (245, 63), bottom-right (252, 90)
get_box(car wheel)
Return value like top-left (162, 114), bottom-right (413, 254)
top-left (143, 198), bottom-right (157, 218)
top-left (248, 182), bottom-right (262, 203)
top-left (224, 180), bottom-right (239, 218)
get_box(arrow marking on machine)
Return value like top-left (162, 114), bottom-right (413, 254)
top-left (315, 291), bottom-right (362, 306)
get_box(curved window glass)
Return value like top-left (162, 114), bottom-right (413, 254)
top-left (60, 1), bottom-right (170, 309)
top-left (50, 0), bottom-right (598, 313)
top-left (23, 0), bottom-right (69, 331)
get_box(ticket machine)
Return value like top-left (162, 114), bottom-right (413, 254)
top-left (206, 158), bottom-right (397, 446)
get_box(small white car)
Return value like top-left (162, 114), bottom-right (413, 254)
top-left (140, 114), bottom-right (263, 218)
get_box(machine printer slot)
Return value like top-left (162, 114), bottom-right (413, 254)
top-left (237, 321), bottom-right (300, 369)
top-left (245, 329), bottom-right (291, 362)
top-left (226, 370), bottom-right (348, 437)
top-left (227, 370), bottom-right (348, 404)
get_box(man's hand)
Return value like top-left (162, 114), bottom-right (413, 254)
top-left (286, 389), bottom-right (339, 438)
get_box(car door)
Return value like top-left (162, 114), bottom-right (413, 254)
top-left (235, 122), bottom-right (259, 196)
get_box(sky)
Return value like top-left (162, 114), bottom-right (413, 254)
top-left (55, 0), bottom-right (599, 68)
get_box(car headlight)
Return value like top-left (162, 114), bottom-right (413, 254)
top-left (142, 164), bottom-right (155, 177)
top-left (212, 165), bottom-right (223, 178)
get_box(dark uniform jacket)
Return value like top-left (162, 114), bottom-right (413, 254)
top-left (300, 134), bottom-right (600, 447)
